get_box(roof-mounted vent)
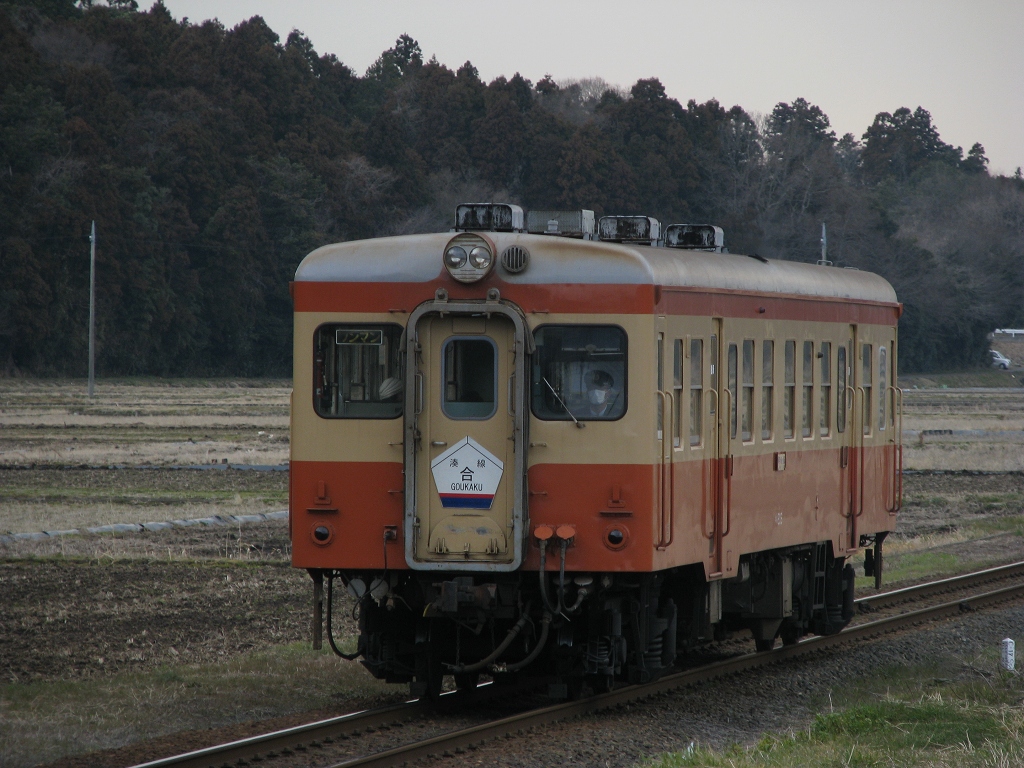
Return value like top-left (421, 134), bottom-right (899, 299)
top-left (455, 203), bottom-right (524, 233)
top-left (526, 209), bottom-right (595, 239)
top-left (598, 215), bottom-right (661, 245)
top-left (664, 224), bottom-right (725, 252)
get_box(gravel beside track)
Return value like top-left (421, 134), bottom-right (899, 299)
top-left (118, 575), bottom-right (1024, 768)
top-left (427, 598), bottom-right (1024, 768)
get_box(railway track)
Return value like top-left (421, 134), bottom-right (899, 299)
top-left (132, 560), bottom-right (1024, 768)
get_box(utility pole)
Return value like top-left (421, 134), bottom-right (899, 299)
top-left (817, 222), bottom-right (832, 266)
top-left (88, 221), bottom-right (96, 397)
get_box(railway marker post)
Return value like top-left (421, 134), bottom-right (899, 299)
top-left (88, 220), bottom-right (96, 397)
top-left (1002, 638), bottom-right (1015, 671)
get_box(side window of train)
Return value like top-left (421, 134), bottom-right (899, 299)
top-left (802, 341), bottom-right (814, 438)
top-left (761, 340), bottom-right (773, 441)
top-left (656, 334), bottom-right (665, 439)
top-left (313, 324), bottom-right (404, 419)
top-left (690, 338), bottom-right (703, 446)
top-left (878, 346), bottom-right (887, 431)
top-left (709, 335), bottom-right (718, 418)
top-left (531, 325), bottom-right (627, 421)
top-left (727, 343), bottom-right (738, 439)
top-left (673, 339), bottom-right (683, 448)
top-left (862, 343), bottom-right (873, 435)
top-left (820, 341), bottom-right (831, 437)
top-left (742, 340), bottom-right (754, 442)
top-left (784, 340), bottom-right (796, 439)
top-left (837, 344), bottom-right (848, 434)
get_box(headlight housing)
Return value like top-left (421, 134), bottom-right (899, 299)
top-left (443, 234), bottom-right (494, 283)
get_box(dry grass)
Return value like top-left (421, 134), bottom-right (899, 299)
top-left (0, 467), bottom-right (287, 535)
top-left (902, 388), bottom-right (1024, 471)
top-left (0, 379), bottom-right (291, 467)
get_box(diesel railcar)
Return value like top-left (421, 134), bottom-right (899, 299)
top-left (290, 205), bottom-right (902, 698)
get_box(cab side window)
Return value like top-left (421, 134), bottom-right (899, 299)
top-left (314, 324), bottom-right (404, 419)
top-left (531, 325), bottom-right (627, 421)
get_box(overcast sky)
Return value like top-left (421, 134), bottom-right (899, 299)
top-left (158, 0), bottom-right (1024, 176)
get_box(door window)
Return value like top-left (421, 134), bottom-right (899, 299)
top-left (837, 344), bottom-right (848, 433)
top-left (690, 338), bottom-right (703, 446)
top-left (442, 337), bottom-right (497, 419)
top-left (673, 339), bottom-right (683, 447)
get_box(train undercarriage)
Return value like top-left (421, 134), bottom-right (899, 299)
top-left (312, 537), bottom-right (883, 699)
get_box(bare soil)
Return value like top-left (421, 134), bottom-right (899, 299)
top-left (1, 548), bottom-right (315, 684)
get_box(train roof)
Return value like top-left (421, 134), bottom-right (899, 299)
top-left (295, 232), bottom-right (898, 305)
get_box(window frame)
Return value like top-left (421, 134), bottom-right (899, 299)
top-left (441, 335), bottom-right (499, 420)
top-left (312, 322), bottom-right (405, 420)
top-left (761, 340), bottom-right (774, 441)
top-left (530, 323), bottom-right (629, 422)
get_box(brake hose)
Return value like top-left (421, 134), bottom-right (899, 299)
top-left (326, 572), bottom-right (362, 660)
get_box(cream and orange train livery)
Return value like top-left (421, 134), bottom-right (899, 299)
top-left (290, 204), bottom-right (901, 699)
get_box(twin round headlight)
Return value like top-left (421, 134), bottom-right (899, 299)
top-left (443, 236), bottom-right (493, 283)
top-left (444, 245), bottom-right (491, 269)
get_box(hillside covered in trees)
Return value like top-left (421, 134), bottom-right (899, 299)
top-left (2, 0), bottom-right (1023, 376)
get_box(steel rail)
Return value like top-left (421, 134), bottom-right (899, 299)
top-left (130, 563), bottom-right (1024, 768)
top-left (128, 700), bottom-right (426, 768)
top-left (127, 681), bottom-right (534, 768)
top-left (327, 580), bottom-right (1024, 768)
top-left (857, 559), bottom-right (1024, 609)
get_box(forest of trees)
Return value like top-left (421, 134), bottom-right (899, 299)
top-left (2, 0), bottom-right (1023, 376)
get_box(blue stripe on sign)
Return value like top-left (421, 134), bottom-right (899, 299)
top-left (439, 495), bottom-right (494, 509)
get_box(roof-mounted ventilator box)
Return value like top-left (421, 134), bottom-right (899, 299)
top-left (455, 203), bottom-right (525, 233)
top-left (597, 215), bottom-right (661, 245)
top-left (526, 210), bottom-right (595, 239)
top-left (664, 224), bottom-right (725, 252)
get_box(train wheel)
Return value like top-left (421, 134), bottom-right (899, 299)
top-left (587, 673), bottom-right (614, 694)
top-left (414, 644), bottom-right (444, 701)
top-left (780, 620), bottom-right (801, 647)
top-left (454, 671), bottom-right (479, 691)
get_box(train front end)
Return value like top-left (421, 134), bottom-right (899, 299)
top-left (290, 205), bottom-right (655, 697)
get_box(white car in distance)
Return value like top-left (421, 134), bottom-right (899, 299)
top-left (990, 350), bottom-right (1012, 369)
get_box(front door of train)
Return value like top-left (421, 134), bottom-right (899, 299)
top-left (403, 301), bottom-right (528, 571)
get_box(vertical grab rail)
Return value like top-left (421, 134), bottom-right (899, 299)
top-left (841, 385), bottom-right (856, 518)
top-left (703, 388), bottom-right (719, 541)
top-left (655, 390), bottom-right (675, 549)
top-left (854, 387), bottom-right (866, 519)
top-left (720, 387), bottom-right (733, 538)
top-left (887, 386), bottom-right (904, 513)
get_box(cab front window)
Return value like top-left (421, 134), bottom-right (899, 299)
top-left (314, 324), bottom-right (403, 419)
top-left (531, 325), bottom-right (627, 421)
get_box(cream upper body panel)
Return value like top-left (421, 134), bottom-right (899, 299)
top-left (291, 311), bottom-right (405, 464)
